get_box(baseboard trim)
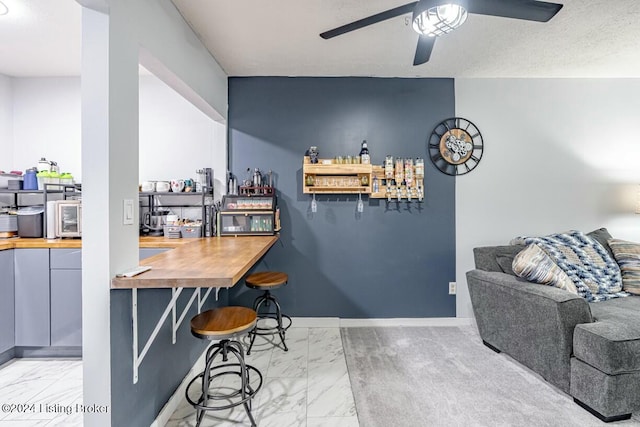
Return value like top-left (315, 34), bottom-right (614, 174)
top-left (340, 317), bottom-right (473, 327)
top-left (14, 346), bottom-right (82, 358)
top-left (290, 317), bottom-right (473, 328)
top-left (0, 348), bottom-right (16, 367)
top-left (291, 317), bottom-right (340, 327)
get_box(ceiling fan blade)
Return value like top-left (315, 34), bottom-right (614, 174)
top-left (465, 0), bottom-right (563, 22)
top-left (413, 35), bottom-right (436, 65)
top-left (320, 2), bottom-right (418, 39)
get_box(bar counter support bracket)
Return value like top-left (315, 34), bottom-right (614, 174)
top-left (132, 286), bottom-right (215, 384)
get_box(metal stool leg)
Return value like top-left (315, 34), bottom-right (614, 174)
top-left (225, 342), bottom-right (257, 427)
top-left (271, 296), bottom-right (288, 351)
top-left (247, 295), bottom-right (268, 355)
top-left (196, 342), bottom-right (224, 427)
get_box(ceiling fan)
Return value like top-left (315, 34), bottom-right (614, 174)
top-left (320, 0), bottom-right (563, 66)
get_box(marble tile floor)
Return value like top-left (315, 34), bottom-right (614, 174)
top-left (166, 326), bottom-right (360, 427)
top-left (0, 326), bottom-right (358, 427)
top-left (0, 358), bottom-right (83, 426)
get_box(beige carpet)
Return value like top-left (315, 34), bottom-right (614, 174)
top-left (341, 326), bottom-right (640, 427)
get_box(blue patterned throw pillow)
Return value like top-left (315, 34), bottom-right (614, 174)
top-left (512, 230), bottom-right (628, 302)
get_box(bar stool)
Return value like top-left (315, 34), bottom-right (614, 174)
top-left (245, 271), bottom-right (292, 355)
top-left (185, 306), bottom-right (263, 427)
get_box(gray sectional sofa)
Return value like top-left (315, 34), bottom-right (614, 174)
top-left (467, 232), bottom-right (640, 422)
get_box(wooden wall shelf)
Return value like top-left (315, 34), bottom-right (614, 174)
top-left (369, 165), bottom-right (425, 201)
top-left (303, 157), bottom-right (372, 194)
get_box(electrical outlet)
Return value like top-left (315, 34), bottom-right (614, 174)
top-left (449, 282), bottom-right (456, 295)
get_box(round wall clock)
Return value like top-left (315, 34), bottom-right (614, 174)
top-left (428, 117), bottom-right (484, 176)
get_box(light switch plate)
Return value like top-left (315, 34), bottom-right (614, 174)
top-left (123, 199), bottom-right (134, 225)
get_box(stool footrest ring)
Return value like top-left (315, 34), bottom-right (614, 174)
top-left (185, 363), bottom-right (263, 411)
top-left (253, 314), bottom-right (292, 335)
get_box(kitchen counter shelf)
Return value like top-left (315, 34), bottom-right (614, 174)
top-left (0, 184), bottom-right (81, 237)
top-left (139, 187), bottom-right (215, 236)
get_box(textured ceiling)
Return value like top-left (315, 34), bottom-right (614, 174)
top-left (172, 0), bottom-right (640, 78)
top-left (1, 1), bottom-right (639, 78)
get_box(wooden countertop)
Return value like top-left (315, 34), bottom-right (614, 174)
top-left (0, 236), bottom-right (197, 250)
top-left (111, 235), bottom-right (279, 289)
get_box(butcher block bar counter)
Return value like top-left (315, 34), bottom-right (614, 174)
top-left (111, 235), bottom-right (279, 289)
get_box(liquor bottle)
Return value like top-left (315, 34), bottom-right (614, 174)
top-left (359, 140), bottom-right (370, 164)
top-left (372, 175), bottom-right (379, 193)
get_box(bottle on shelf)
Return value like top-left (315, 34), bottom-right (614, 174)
top-left (394, 158), bottom-right (404, 185)
top-left (415, 158), bottom-right (425, 179)
top-left (404, 158), bottom-right (414, 188)
top-left (385, 155), bottom-right (394, 179)
top-left (227, 171), bottom-right (237, 195)
top-left (253, 168), bottom-right (262, 187)
top-left (359, 140), bottom-right (370, 164)
top-left (23, 168), bottom-right (38, 190)
top-left (372, 175), bottom-right (379, 193)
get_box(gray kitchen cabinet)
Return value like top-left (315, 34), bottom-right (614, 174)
top-left (50, 248), bottom-right (82, 269)
top-left (10, 247), bottom-right (167, 350)
top-left (0, 250), bottom-right (15, 354)
top-left (50, 249), bottom-right (82, 347)
top-left (50, 269), bottom-right (82, 346)
top-left (14, 248), bottom-right (50, 347)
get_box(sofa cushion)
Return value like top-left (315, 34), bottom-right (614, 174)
top-left (494, 244), bottom-right (526, 276)
top-left (587, 227), bottom-right (615, 259)
top-left (473, 245), bottom-right (524, 273)
top-left (574, 296), bottom-right (640, 374)
top-left (512, 230), bottom-right (626, 302)
top-left (512, 244), bottom-right (578, 294)
top-left (608, 239), bottom-right (640, 295)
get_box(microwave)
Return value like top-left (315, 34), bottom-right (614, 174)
top-left (55, 200), bottom-right (82, 238)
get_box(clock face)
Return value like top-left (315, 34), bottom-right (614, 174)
top-left (429, 117), bottom-right (483, 176)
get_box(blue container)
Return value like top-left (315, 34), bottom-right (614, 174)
top-left (23, 168), bottom-right (38, 190)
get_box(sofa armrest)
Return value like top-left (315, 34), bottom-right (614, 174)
top-left (467, 269), bottom-right (592, 393)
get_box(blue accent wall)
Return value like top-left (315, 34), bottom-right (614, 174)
top-left (228, 77), bottom-right (456, 318)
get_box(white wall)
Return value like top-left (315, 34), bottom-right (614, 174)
top-left (0, 74), bottom-right (13, 171)
top-left (455, 79), bottom-right (640, 318)
top-left (4, 74), bottom-right (226, 190)
top-left (12, 77), bottom-right (81, 178)
top-left (139, 74), bottom-right (226, 199)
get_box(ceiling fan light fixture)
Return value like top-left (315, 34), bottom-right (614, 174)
top-left (412, 2), bottom-right (467, 37)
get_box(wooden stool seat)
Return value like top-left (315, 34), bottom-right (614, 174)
top-left (187, 306), bottom-right (262, 426)
top-left (245, 271), bottom-right (288, 290)
top-left (190, 307), bottom-right (257, 340)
